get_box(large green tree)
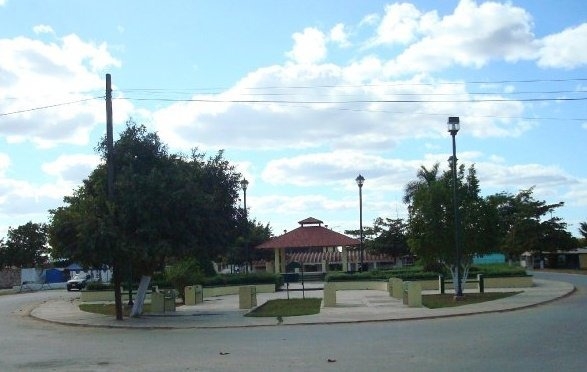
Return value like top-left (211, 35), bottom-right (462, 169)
top-left (404, 163), bottom-right (499, 286)
top-left (487, 188), bottom-right (576, 260)
top-left (0, 222), bottom-right (49, 268)
top-left (49, 121), bottom-right (243, 317)
top-left (366, 217), bottom-right (410, 259)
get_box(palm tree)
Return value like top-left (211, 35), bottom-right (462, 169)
top-left (579, 222), bottom-right (587, 240)
top-left (403, 163), bottom-right (440, 204)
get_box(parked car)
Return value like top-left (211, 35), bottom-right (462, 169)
top-left (66, 274), bottom-right (91, 291)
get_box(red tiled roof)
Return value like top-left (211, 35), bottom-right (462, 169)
top-left (256, 217), bottom-right (360, 249)
top-left (286, 250), bottom-right (396, 264)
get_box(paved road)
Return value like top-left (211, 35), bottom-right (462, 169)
top-left (1, 271), bottom-right (585, 371)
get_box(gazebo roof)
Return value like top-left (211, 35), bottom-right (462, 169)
top-left (256, 217), bottom-right (360, 250)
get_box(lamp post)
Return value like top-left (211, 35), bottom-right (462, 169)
top-left (240, 178), bottom-right (249, 273)
top-left (447, 116), bottom-right (463, 298)
top-left (355, 174), bottom-right (365, 272)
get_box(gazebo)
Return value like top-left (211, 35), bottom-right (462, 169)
top-left (256, 217), bottom-right (365, 273)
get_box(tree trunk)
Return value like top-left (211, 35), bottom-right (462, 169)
top-left (113, 264), bottom-right (123, 320)
top-left (130, 275), bottom-right (151, 317)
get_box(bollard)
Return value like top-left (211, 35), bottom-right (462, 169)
top-left (477, 274), bottom-right (484, 293)
top-left (184, 285), bottom-right (196, 306)
top-left (323, 282), bottom-right (337, 307)
top-left (439, 274), bottom-right (445, 294)
top-left (239, 286), bottom-right (257, 309)
top-left (390, 277), bottom-right (403, 299)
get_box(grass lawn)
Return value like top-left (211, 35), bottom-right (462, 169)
top-left (245, 298), bottom-right (322, 317)
top-left (422, 291), bottom-right (521, 308)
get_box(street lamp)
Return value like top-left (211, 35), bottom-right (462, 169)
top-left (355, 174), bottom-right (365, 272)
top-left (447, 116), bottom-right (463, 298)
top-left (240, 178), bottom-right (249, 273)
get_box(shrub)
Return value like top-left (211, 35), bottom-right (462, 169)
top-left (203, 272), bottom-right (283, 289)
top-left (165, 258), bottom-right (204, 302)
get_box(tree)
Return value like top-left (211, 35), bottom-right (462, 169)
top-left (367, 217), bottom-right (410, 259)
top-left (487, 188), bottom-right (576, 260)
top-left (579, 222), bottom-right (587, 242)
top-left (0, 222), bottom-right (49, 268)
top-left (49, 121), bottom-right (243, 318)
top-left (404, 163), bottom-right (498, 287)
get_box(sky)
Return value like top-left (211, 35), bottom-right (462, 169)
top-left (0, 0), bottom-right (586, 241)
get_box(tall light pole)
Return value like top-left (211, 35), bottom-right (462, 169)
top-left (240, 178), bottom-right (249, 273)
top-left (447, 116), bottom-right (463, 298)
top-left (356, 174), bottom-right (365, 272)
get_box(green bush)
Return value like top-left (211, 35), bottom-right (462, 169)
top-left (325, 263), bottom-right (527, 282)
top-left (85, 282), bottom-right (116, 291)
top-left (165, 258), bottom-right (205, 301)
top-left (203, 272), bottom-right (283, 289)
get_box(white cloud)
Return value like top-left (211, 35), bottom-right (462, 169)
top-left (329, 23), bottom-right (351, 48)
top-left (286, 27), bottom-right (327, 65)
top-left (371, 2), bottom-right (427, 46)
top-left (377, 0), bottom-right (536, 75)
top-left (33, 24), bottom-right (55, 35)
top-left (0, 32), bottom-right (131, 148)
top-left (42, 154), bottom-right (100, 183)
top-left (537, 23), bottom-right (587, 69)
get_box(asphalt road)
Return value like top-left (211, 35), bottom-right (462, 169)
top-left (1, 271), bottom-right (585, 371)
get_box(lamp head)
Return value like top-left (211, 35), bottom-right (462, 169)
top-left (355, 174), bottom-right (365, 187)
top-left (447, 116), bottom-right (460, 135)
top-left (240, 178), bottom-right (249, 190)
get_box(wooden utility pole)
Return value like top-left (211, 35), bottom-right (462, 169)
top-left (106, 74), bottom-right (123, 320)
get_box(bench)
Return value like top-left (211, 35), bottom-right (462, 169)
top-left (439, 274), bottom-right (485, 294)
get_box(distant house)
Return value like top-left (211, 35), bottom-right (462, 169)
top-left (521, 248), bottom-right (587, 269)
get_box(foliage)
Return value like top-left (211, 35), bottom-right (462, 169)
top-left (226, 217), bottom-right (273, 268)
top-left (404, 163), bottom-right (498, 268)
top-left (165, 258), bottom-right (204, 301)
top-left (49, 120), bottom-right (244, 276)
top-left (367, 217), bottom-right (410, 257)
top-left (487, 188), bottom-right (577, 259)
top-left (325, 264), bottom-right (527, 281)
top-left (0, 222), bottom-right (49, 268)
top-left (578, 222), bottom-right (587, 242)
top-left (86, 282), bottom-right (116, 291)
top-left (203, 272), bottom-right (283, 288)
top-left (245, 298), bottom-right (322, 317)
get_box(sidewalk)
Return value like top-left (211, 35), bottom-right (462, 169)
top-left (29, 278), bottom-right (574, 329)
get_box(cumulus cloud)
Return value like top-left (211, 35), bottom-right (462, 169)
top-left (286, 27), bottom-right (327, 64)
top-left (0, 32), bottom-right (127, 148)
top-left (33, 24), bottom-right (55, 35)
top-left (42, 154), bottom-right (101, 183)
top-left (329, 23), bottom-right (351, 48)
top-left (537, 23), bottom-right (587, 69)
top-left (380, 0), bottom-right (537, 75)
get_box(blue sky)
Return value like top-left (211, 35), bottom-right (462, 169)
top-left (0, 0), bottom-right (586, 240)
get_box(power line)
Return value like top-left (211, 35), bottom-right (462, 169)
top-left (0, 97), bottom-right (102, 117)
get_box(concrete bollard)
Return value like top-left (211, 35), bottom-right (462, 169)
top-left (151, 291), bottom-right (165, 313)
top-left (390, 277), bottom-right (404, 299)
top-left (405, 282), bottom-right (422, 307)
top-left (323, 282), bottom-right (337, 307)
top-left (184, 285), bottom-right (196, 306)
top-left (239, 286), bottom-right (257, 309)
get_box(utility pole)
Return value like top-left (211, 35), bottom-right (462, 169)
top-left (106, 74), bottom-right (123, 320)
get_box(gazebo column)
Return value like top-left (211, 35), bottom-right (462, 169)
top-left (274, 248), bottom-right (281, 274)
top-left (342, 247), bottom-right (348, 272)
top-left (280, 248), bottom-right (286, 273)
